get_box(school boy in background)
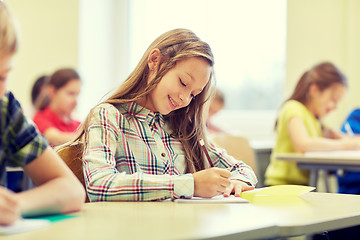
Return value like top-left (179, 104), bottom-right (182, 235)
top-left (33, 68), bottom-right (81, 146)
top-left (70, 28), bottom-right (257, 202)
top-left (265, 62), bottom-right (360, 187)
top-left (0, 1), bottom-right (85, 225)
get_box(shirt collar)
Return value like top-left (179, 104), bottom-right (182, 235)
top-left (123, 102), bottom-right (165, 127)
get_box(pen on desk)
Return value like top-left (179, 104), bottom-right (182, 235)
top-left (199, 139), bottom-right (214, 167)
top-left (345, 122), bottom-right (354, 137)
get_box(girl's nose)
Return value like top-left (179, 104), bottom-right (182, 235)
top-left (179, 92), bottom-right (191, 106)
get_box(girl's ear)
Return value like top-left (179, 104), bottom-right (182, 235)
top-left (147, 48), bottom-right (162, 71)
top-left (47, 85), bottom-right (56, 99)
top-left (308, 83), bottom-right (321, 98)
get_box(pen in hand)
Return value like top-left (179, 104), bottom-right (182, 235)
top-left (199, 139), bottom-right (214, 167)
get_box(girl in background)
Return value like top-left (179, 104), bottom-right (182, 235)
top-left (33, 68), bottom-right (81, 146)
top-left (73, 28), bottom-right (257, 202)
top-left (265, 62), bottom-right (360, 187)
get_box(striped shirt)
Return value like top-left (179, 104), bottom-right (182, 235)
top-left (84, 102), bottom-right (257, 201)
top-left (0, 92), bottom-right (48, 187)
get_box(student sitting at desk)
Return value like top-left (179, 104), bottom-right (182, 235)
top-left (0, 1), bottom-right (85, 226)
top-left (71, 28), bottom-right (257, 202)
top-left (265, 62), bottom-right (360, 186)
top-left (33, 68), bottom-right (82, 147)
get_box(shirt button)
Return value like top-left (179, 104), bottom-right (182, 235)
top-left (161, 153), bottom-right (166, 157)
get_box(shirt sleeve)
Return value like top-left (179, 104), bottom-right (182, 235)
top-left (83, 104), bottom-right (194, 202)
top-left (206, 140), bottom-right (258, 187)
top-left (3, 92), bottom-right (48, 168)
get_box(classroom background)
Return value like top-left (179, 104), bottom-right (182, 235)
top-left (5, 0), bottom-right (360, 144)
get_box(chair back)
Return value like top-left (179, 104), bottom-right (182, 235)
top-left (211, 134), bottom-right (257, 174)
top-left (56, 142), bottom-right (89, 202)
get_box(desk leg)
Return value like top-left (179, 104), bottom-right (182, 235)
top-left (323, 171), bottom-right (330, 193)
top-left (309, 170), bottom-right (318, 190)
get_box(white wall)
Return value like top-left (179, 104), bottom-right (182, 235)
top-left (286, 0), bottom-right (360, 129)
top-left (5, 0), bottom-right (79, 113)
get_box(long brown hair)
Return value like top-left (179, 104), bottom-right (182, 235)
top-left (275, 62), bottom-right (347, 129)
top-left (287, 62), bottom-right (347, 104)
top-left (75, 29), bottom-right (214, 173)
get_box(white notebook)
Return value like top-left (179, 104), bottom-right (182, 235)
top-left (174, 195), bottom-right (249, 203)
top-left (0, 218), bottom-right (51, 235)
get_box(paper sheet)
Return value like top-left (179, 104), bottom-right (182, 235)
top-left (174, 195), bottom-right (249, 203)
top-left (0, 218), bottom-right (50, 235)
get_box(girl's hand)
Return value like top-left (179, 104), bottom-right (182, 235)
top-left (0, 187), bottom-right (21, 226)
top-left (342, 138), bottom-right (360, 150)
top-left (223, 180), bottom-right (254, 197)
top-left (193, 168), bottom-right (231, 198)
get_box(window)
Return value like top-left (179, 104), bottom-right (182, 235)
top-left (79, 0), bottom-right (286, 138)
top-left (128, 0), bottom-right (286, 111)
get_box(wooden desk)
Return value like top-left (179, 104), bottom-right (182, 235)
top-left (3, 192), bottom-right (360, 240)
top-left (276, 152), bottom-right (360, 191)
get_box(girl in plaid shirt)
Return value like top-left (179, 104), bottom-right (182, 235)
top-left (75, 29), bottom-right (257, 201)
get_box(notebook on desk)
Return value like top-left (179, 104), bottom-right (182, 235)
top-left (0, 218), bottom-right (50, 235)
top-left (174, 195), bottom-right (249, 203)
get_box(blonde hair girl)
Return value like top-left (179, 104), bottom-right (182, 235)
top-left (75, 29), bottom-right (257, 201)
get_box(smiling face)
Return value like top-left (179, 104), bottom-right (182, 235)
top-left (307, 82), bottom-right (347, 118)
top-left (144, 57), bottom-right (212, 115)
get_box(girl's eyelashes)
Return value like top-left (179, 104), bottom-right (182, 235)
top-left (179, 78), bottom-right (186, 87)
top-left (179, 78), bottom-right (195, 99)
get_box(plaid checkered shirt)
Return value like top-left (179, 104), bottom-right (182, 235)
top-left (84, 102), bottom-right (257, 201)
top-left (0, 92), bottom-right (48, 187)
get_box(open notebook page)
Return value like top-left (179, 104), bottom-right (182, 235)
top-left (174, 195), bottom-right (249, 203)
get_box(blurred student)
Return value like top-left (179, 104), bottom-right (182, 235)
top-left (71, 28), bottom-right (257, 202)
top-left (0, 1), bottom-right (85, 226)
top-left (265, 62), bottom-right (360, 186)
top-left (206, 87), bottom-right (225, 134)
top-left (33, 68), bottom-right (81, 146)
top-left (337, 109), bottom-right (360, 194)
